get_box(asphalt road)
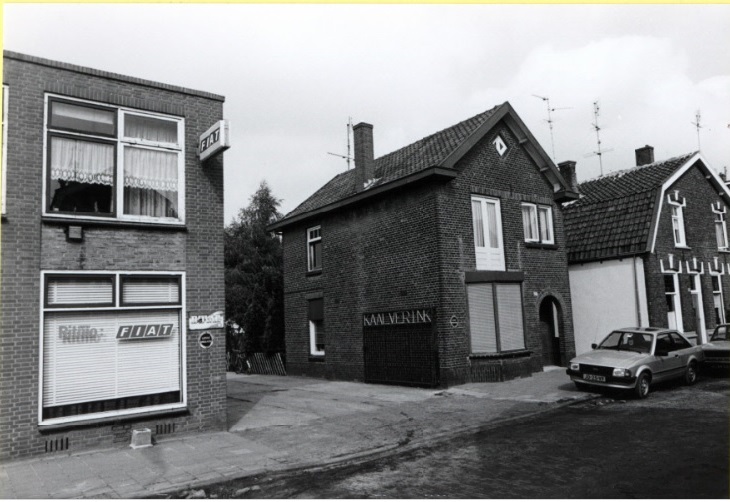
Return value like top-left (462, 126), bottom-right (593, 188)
top-left (169, 376), bottom-right (729, 499)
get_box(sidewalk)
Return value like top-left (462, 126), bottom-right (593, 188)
top-left (0, 367), bottom-right (593, 499)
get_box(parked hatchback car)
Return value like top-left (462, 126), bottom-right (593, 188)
top-left (702, 324), bottom-right (730, 369)
top-left (566, 327), bottom-right (704, 398)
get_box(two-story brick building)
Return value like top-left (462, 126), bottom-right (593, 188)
top-left (0, 52), bottom-right (228, 459)
top-left (269, 102), bottom-right (579, 387)
top-left (565, 146), bottom-right (730, 355)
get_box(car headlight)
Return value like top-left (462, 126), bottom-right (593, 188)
top-left (613, 368), bottom-right (631, 378)
top-left (570, 362), bottom-right (580, 371)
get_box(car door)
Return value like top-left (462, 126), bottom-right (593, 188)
top-left (654, 333), bottom-right (683, 381)
top-left (668, 332), bottom-right (695, 374)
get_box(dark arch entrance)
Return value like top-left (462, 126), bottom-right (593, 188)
top-left (539, 297), bottom-right (563, 367)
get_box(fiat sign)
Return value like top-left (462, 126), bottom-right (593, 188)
top-left (199, 120), bottom-right (230, 162)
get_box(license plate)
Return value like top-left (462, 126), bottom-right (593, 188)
top-left (583, 374), bottom-right (606, 382)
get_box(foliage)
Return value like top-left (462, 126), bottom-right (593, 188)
top-left (224, 181), bottom-right (284, 354)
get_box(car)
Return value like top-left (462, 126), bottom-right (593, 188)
top-left (566, 327), bottom-right (704, 398)
top-left (702, 324), bottom-right (730, 369)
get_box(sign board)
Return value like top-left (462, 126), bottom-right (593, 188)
top-left (199, 120), bottom-right (230, 162)
top-left (363, 308), bottom-right (433, 328)
top-left (117, 324), bottom-right (174, 340)
top-left (189, 311), bottom-right (224, 330)
top-left (198, 332), bottom-right (213, 349)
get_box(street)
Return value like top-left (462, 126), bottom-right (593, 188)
top-left (183, 376), bottom-right (728, 499)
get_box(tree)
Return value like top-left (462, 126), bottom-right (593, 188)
top-left (225, 181), bottom-right (284, 355)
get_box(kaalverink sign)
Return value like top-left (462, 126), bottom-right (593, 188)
top-left (362, 308), bottom-right (433, 328)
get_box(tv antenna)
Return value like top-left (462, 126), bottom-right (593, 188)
top-left (691, 110), bottom-right (702, 151)
top-left (584, 101), bottom-right (613, 176)
top-left (327, 117), bottom-right (354, 170)
top-left (533, 94), bottom-right (571, 161)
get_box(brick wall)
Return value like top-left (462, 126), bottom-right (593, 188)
top-left (0, 53), bottom-right (226, 459)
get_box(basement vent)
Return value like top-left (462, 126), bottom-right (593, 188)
top-left (45, 437), bottom-right (69, 453)
top-left (156, 423), bottom-right (176, 435)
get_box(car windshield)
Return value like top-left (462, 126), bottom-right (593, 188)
top-left (597, 331), bottom-right (653, 354)
top-left (711, 326), bottom-right (728, 342)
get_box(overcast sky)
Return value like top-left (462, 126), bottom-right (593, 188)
top-left (5, 3), bottom-right (729, 223)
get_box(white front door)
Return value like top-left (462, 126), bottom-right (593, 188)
top-left (471, 196), bottom-right (505, 271)
top-left (690, 274), bottom-right (707, 344)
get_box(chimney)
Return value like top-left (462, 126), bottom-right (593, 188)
top-left (353, 122), bottom-right (374, 192)
top-left (558, 160), bottom-right (579, 193)
top-left (635, 145), bottom-right (654, 166)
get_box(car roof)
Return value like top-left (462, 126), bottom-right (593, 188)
top-left (614, 327), bottom-right (673, 334)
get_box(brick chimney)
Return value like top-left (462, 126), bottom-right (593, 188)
top-left (353, 122), bottom-right (374, 192)
top-left (558, 160), bottom-right (579, 193)
top-left (635, 145), bottom-right (654, 166)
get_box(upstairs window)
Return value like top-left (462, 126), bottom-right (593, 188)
top-left (45, 96), bottom-right (184, 223)
top-left (307, 226), bottom-right (322, 272)
top-left (521, 203), bottom-right (554, 245)
top-left (712, 202), bottom-right (728, 251)
top-left (471, 196), bottom-right (505, 271)
top-left (667, 192), bottom-right (687, 247)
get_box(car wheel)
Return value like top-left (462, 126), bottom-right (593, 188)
top-left (684, 362), bottom-right (698, 385)
top-left (634, 372), bottom-right (650, 399)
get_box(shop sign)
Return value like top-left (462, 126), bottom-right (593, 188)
top-left (117, 324), bottom-right (174, 339)
top-left (199, 120), bottom-right (230, 162)
top-left (189, 311), bottom-right (224, 330)
top-left (363, 308), bottom-right (433, 327)
top-left (58, 325), bottom-right (102, 343)
top-left (198, 332), bottom-right (213, 349)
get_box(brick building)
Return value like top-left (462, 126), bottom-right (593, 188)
top-left (269, 102), bottom-right (579, 387)
top-left (0, 52), bottom-right (228, 459)
top-left (565, 146), bottom-right (730, 355)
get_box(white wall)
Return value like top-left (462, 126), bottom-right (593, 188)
top-left (569, 257), bottom-right (648, 356)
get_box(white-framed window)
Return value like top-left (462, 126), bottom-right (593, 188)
top-left (308, 297), bottom-right (324, 356)
top-left (307, 225), bottom-right (322, 272)
top-left (667, 193), bottom-right (687, 247)
top-left (521, 203), bottom-right (554, 244)
top-left (467, 282), bottom-right (526, 353)
top-left (43, 94), bottom-right (185, 223)
top-left (1, 85), bottom-right (8, 215)
top-left (471, 195), bottom-right (505, 271)
top-left (493, 135), bottom-right (508, 157)
top-left (663, 273), bottom-right (683, 331)
top-left (712, 275), bottom-right (726, 325)
top-left (40, 271), bottom-right (185, 425)
top-left (712, 202), bottom-right (728, 251)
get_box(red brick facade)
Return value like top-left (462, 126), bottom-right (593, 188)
top-left (0, 52), bottom-right (227, 459)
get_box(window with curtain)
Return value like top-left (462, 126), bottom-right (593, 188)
top-left (45, 96), bottom-right (183, 222)
top-left (521, 203), bottom-right (554, 244)
top-left (668, 194), bottom-right (687, 247)
top-left (713, 203), bottom-right (728, 250)
top-left (471, 195), bottom-right (504, 271)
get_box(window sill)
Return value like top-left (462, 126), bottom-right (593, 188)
top-left (469, 349), bottom-right (532, 360)
top-left (719, 249), bottom-right (730, 254)
top-left (524, 242), bottom-right (558, 250)
top-left (306, 270), bottom-right (322, 277)
top-left (309, 355), bottom-right (325, 362)
top-left (38, 404), bottom-right (188, 432)
top-left (42, 215), bottom-right (187, 231)
top-left (673, 244), bottom-right (691, 250)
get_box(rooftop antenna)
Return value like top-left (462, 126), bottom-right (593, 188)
top-left (691, 110), bottom-right (702, 151)
top-left (532, 94), bottom-right (571, 161)
top-left (584, 100), bottom-right (613, 176)
top-left (327, 117), bottom-right (354, 170)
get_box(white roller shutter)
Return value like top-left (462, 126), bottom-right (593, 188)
top-left (496, 284), bottom-right (526, 351)
top-left (467, 284), bottom-right (497, 353)
top-left (122, 276), bottom-right (180, 305)
top-left (47, 277), bottom-right (113, 306)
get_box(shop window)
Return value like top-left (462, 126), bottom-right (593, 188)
top-left (667, 193), bottom-right (687, 247)
top-left (471, 195), bottom-right (505, 271)
top-left (45, 95), bottom-right (184, 223)
top-left (521, 203), bottom-right (554, 244)
top-left (2, 85), bottom-right (7, 215)
top-left (712, 203), bottom-right (728, 251)
top-left (308, 297), bottom-right (325, 356)
top-left (467, 282), bottom-right (525, 353)
top-left (307, 225), bottom-right (322, 272)
top-left (712, 275), bottom-right (726, 324)
top-left (40, 271), bottom-right (185, 424)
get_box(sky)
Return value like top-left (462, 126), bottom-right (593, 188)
top-left (4, 3), bottom-right (730, 224)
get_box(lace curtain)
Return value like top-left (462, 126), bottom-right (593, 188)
top-left (50, 137), bottom-right (114, 185)
top-left (522, 205), bottom-right (538, 241)
top-left (124, 147), bottom-right (179, 218)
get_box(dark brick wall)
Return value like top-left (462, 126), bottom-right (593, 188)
top-left (644, 163), bottom-right (729, 337)
top-left (281, 117), bottom-right (575, 386)
top-left (0, 53), bottom-right (226, 459)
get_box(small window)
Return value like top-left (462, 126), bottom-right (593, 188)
top-left (46, 275), bottom-right (115, 307)
top-left (121, 275), bottom-right (181, 306)
top-left (493, 135), bottom-right (508, 157)
top-left (712, 203), bottom-right (728, 250)
top-left (307, 226), bottom-right (322, 272)
top-left (521, 203), bottom-right (554, 245)
top-left (308, 298), bottom-right (324, 356)
top-left (668, 193), bottom-right (687, 247)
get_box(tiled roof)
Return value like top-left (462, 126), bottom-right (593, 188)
top-left (284, 105), bottom-right (503, 219)
top-left (564, 153), bottom-right (696, 262)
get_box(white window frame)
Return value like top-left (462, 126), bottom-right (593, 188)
top-left (663, 273), bottom-right (683, 332)
top-left (309, 320), bottom-right (325, 356)
top-left (307, 225), bottom-right (322, 272)
top-left (42, 94), bottom-right (186, 224)
top-left (471, 195), bottom-right (505, 271)
top-left (521, 203), bottom-right (539, 243)
top-left (712, 274), bottom-right (726, 325)
top-left (38, 270), bottom-right (187, 426)
top-left (667, 193), bottom-right (687, 247)
top-left (712, 203), bottom-right (728, 251)
top-left (689, 273), bottom-right (707, 343)
top-left (1, 85), bottom-right (7, 215)
top-left (522, 203), bottom-right (555, 245)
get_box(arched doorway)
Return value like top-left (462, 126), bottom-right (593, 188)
top-left (539, 297), bottom-right (562, 367)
